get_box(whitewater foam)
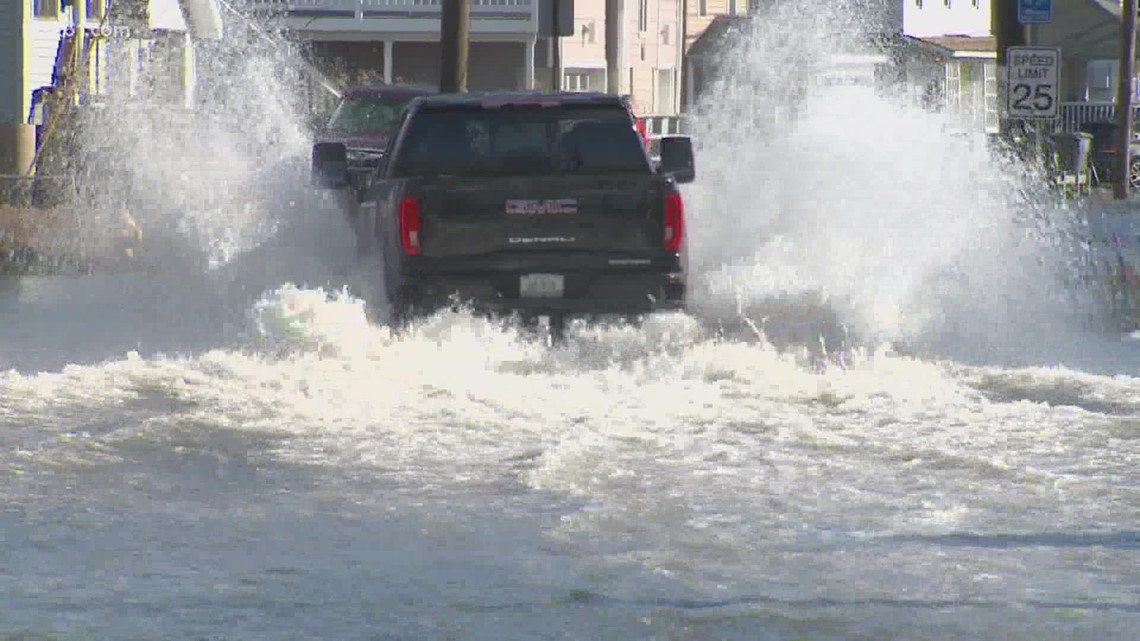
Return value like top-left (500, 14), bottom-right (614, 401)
top-left (680, 6), bottom-right (1109, 362)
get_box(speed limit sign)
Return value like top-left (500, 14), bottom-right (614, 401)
top-left (1006, 46), bottom-right (1060, 119)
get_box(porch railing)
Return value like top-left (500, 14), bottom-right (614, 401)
top-left (245, 0), bottom-right (534, 18)
top-left (642, 114), bottom-right (688, 137)
top-left (1059, 101), bottom-right (1140, 132)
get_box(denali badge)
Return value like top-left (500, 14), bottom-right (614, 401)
top-left (505, 199), bottom-right (578, 215)
top-left (508, 236), bottom-right (576, 244)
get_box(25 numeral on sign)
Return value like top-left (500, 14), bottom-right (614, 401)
top-left (1010, 83), bottom-right (1054, 112)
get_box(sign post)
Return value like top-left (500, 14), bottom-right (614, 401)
top-left (1005, 46), bottom-right (1060, 121)
top-left (1115, 0), bottom-right (1137, 199)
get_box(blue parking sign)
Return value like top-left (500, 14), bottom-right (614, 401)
top-left (1018, 0), bottom-right (1051, 24)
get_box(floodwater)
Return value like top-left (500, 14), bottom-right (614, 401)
top-left (2, 6), bottom-right (1139, 640)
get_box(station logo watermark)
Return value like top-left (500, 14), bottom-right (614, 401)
top-left (60, 24), bottom-right (132, 39)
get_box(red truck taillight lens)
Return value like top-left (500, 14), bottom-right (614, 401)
top-left (664, 192), bottom-right (683, 252)
top-left (399, 197), bottom-right (421, 255)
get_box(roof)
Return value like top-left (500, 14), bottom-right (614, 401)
top-left (915, 35), bottom-right (997, 58)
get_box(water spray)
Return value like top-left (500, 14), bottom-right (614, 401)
top-left (681, 1), bottom-right (1111, 362)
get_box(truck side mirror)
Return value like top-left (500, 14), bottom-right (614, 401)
top-left (658, 135), bottom-right (695, 184)
top-left (312, 142), bottom-right (349, 189)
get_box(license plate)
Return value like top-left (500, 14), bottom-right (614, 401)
top-left (520, 273), bottom-right (564, 298)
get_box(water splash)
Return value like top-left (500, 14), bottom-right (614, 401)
top-left (682, 3), bottom-right (1110, 363)
top-left (7, 0), bottom-right (1116, 375)
top-left (250, 283), bottom-right (372, 353)
top-left (47, 13), bottom-right (329, 274)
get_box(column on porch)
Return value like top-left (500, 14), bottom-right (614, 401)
top-left (384, 41), bottom-right (393, 83)
top-left (525, 36), bottom-right (537, 89)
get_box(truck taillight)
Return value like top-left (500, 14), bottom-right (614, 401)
top-left (663, 192), bottom-right (683, 252)
top-left (399, 197), bottom-right (421, 255)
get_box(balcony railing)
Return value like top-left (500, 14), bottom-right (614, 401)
top-left (248, 0), bottom-right (534, 20)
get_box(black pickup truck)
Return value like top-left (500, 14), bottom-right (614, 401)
top-left (311, 91), bottom-right (696, 336)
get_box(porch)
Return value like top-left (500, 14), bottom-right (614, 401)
top-left (241, 0), bottom-right (544, 116)
top-left (304, 38), bottom-right (537, 89)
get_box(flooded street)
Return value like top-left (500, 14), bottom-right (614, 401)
top-left (3, 5), bottom-right (1139, 640)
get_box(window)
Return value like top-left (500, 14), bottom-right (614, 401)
top-left (944, 61), bottom-right (961, 111)
top-left (394, 104), bottom-right (651, 178)
top-left (657, 69), bottom-right (674, 114)
top-left (698, 0), bottom-right (707, 17)
top-left (983, 60), bottom-right (998, 131)
top-left (638, 0), bottom-right (648, 32)
top-left (33, 0), bottom-right (58, 18)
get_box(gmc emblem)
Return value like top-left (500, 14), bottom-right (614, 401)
top-left (505, 199), bottom-right (578, 215)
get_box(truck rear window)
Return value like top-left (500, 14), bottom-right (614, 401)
top-left (393, 104), bottom-right (651, 177)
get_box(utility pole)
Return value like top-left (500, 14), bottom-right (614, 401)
top-left (605, 0), bottom-right (623, 94)
top-left (1116, 0), bottom-right (1138, 200)
top-left (551, 0), bottom-right (562, 90)
top-left (440, 0), bottom-right (469, 93)
top-left (993, 0), bottom-right (1027, 141)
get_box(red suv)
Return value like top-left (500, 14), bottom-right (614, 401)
top-left (312, 83), bottom-right (438, 189)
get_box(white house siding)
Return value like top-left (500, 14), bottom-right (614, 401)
top-left (0, 0), bottom-right (24, 124)
top-left (560, 0), bottom-right (681, 113)
top-left (649, 0), bottom-right (680, 113)
top-left (561, 0), bottom-right (608, 91)
top-left (902, 0), bottom-right (991, 38)
top-left (24, 12), bottom-right (70, 122)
